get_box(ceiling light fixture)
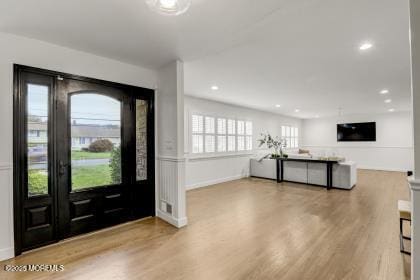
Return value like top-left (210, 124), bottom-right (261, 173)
top-left (145, 0), bottom-right (192, 16)
top-left (359, 42), bottom-right (373, 51)
top-left (384, 99), bottom-right (392, 103)
top-left (380, 89), bottom-right (389, 94)
top-left (275, 104), bottom-right (281, 108)
top-left (295, 109), bottom-right (300, 113)
top-left (211, 85), bottom-right (219, 91)
top-left (388, 108), bottom-right (395, 112)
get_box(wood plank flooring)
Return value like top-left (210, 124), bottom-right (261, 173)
top-left (0, 169), bottom-right (411, 280)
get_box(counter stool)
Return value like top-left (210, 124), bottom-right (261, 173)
top-left (398, 200), bottom-right (411, 255)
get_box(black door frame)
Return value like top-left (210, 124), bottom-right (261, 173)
top-left (13, 64), bottom-right (155, 255)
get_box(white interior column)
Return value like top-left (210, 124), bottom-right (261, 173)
top-left (410, 0), bottom-right (420, 279)
top-left (155, 60), bottom-right (187, 228)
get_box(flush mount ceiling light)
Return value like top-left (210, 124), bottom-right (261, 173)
top-left (145, 0), bottom-right (192, 16)
top-left (384, 99), bottom-right (392, 103)
top-left (359, 42), bottom-right (373, 50)
top-left (380, 89), bottom-right (389, 94)
top-left (275, 104), bottom-right (281, 108)
top-left (389, 108), bottom-right (395, 112)
top-left (294, 109), bottom-right (300, 113)
top-left (211, 85), bottom-right (219, 91)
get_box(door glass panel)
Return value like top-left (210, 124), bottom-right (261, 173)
top-left (136, 100), bottom-right (148, 181)
top-left (27, 84), bottom-right (49, 196)
top-left (70, 94), bottom-right (121, 191)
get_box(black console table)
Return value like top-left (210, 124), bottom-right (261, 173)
top-left (276, 158), bottom-right (340, 190)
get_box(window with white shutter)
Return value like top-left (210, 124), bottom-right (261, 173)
top-left (191, 115), bottom-right (253, 155)
top-left (281, 125), bottom-right (299, 148)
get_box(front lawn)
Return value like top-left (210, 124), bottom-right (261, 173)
top-left (28, 164), bottom-right (119, 195)
top-left (71, 150), bottom-right (111, 160)
top-left (72, 165), bottom-right (114, 190)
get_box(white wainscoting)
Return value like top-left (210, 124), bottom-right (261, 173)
top-left (0, 163), bottom-right (14, 261)
top-left (156, 156), bottom-right (187, 228)
top-left (186, 154), bottom-right (251, 190)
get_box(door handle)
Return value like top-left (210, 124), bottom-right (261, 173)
top-left (59, 160), bottom-right (68, 176)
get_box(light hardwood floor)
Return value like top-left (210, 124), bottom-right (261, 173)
top-left (0, 170), bottom-right (411, 280)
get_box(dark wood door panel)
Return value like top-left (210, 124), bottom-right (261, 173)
top-left (14, 65), bottom-right (155, 255)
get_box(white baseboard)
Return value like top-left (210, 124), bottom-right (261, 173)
top-left (157, 209), bottom-right (188, 228)
top-left (186, 174), bottom-right (249, 190)
top-left (357, 166), bottom-right (410, 172)
top-left (0, 247), bottom-right (14, 261)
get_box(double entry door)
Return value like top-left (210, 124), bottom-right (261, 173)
top-left (14, 65), bottom-right (155, 255)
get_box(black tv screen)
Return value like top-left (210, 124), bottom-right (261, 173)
top-left (337, 122), bottom-right (376, 142)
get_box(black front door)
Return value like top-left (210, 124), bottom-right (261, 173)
top-left (13, 65), bottom-right (155, 254)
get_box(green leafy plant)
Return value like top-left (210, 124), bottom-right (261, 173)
top-left (109, 146), bottom-right (121, 184)
top-left (88, 139), bottom-right (114, 153)
top-left (28, 170), bottom-right (48, 195)
top-left (258, 133), bottom-right (286, 157)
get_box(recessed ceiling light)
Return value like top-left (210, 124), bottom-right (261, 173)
top-left (211, 85), bottom-right (219, 91)
top-left (384, 99), bottom-right (392, 103)
top-left (388, 108), bottom-right (395, 112)
top-left (275, 104), bottom-right (281, 108)
top-left (295, 109), bottom-right (300, 113)
top-left (146, 0), bottom-right (192, 16)
top-left (380, 89), bottom-right (389, 94)
top-left (359, 42), bottom-right (373, 50)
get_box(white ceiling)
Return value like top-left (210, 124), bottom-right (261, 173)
top-left (0, 0), bottom-right (412, 118)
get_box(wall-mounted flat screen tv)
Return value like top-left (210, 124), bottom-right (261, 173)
top-left (337, 122), bottom-right (376, 142)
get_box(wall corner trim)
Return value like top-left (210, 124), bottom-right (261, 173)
top-left (157, 209), bottom-right (188, 228)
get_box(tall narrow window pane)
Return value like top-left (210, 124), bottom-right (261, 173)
top-left (227, 119), bottom-right (236, 135)
top-left (238, 136), bottom-right (245, 151)
top-left (192, 115), bottom-right (203, 133)
top-left (205, 117), bottom-right (215, 134)
top-left (237, 121), bottom-right (245, 135)
top-left (27, 84), bottom-right (49, 196)
top-left (245, 122), bottom-right (252, 136)
top-left (217, 136), bottom-right (226, 152)
top-left (192, 135), bottom-right (203, 153)
top-left (205, 135), bottom-right (215, 152)
top-left (136, 100), bottom-right (148, 181)
top-left (217, 118), bottom-right (226, 134)
top-left (71, 94), bottom-right (121, 191)
top-left (228, 136), bottom-right (236, 151)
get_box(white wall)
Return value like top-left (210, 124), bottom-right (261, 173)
top-left (184, 96), bottom-right (302, 190)
top-left (0, 32), bottom-right (157, 261)
top-left (301, 111), bottom-right (414, 172)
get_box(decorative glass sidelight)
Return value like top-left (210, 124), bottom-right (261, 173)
top-left (136, 100), bottom-right (148, 181)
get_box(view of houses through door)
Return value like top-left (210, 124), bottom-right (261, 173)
top-left (13, 65), bottom-right (155, 255)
